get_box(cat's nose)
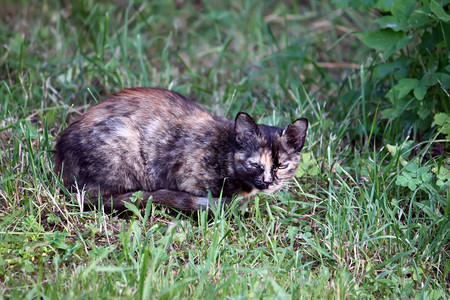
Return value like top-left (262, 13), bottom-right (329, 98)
top-left (263, 172), bottom-right (273, 184)
top-left (262, 179), bottom-right (273, 188)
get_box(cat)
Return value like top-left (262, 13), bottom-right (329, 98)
top-left (54, 87), bottom-right (308, 212)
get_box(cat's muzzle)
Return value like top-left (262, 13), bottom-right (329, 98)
top-left (254, 180), bottom-right (272, 190)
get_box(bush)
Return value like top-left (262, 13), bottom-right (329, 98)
top-left (334, 0), bottom-right (450, 140)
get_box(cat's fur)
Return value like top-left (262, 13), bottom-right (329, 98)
top-left (54, 88), bottom-right (308, 212)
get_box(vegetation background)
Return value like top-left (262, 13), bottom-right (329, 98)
top-left (0, 0), bottom-right (448, 298)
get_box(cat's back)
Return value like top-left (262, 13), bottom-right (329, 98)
top-left (58, 88), bottom-right (214, 138)
top-left (79, 87), bottom-right (212, 124)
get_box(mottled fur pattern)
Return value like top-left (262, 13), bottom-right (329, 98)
top-left (54, 88), bottom-right (308, 212)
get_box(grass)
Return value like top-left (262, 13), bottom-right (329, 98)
top-left (0, 0), bottom-right (448, 298)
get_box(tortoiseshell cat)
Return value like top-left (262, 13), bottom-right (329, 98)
top-left (54, 88), bottom-right (308, 212)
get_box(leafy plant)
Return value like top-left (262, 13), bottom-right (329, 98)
top-left (335, 0), bottom-right (450, 138)
top-left (296, 152), bottom-right (320, 178)
top-left (432, 159), bottom-right (450, 188)
top-left (396, 162), bottom-right (432, 190)
top-left (387, 140), bottom-right (449, 199)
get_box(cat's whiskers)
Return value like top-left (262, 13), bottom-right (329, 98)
top-left (276, 180), bottom-right (296, 192)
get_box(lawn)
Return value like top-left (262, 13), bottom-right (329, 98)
top-left (0, 1), bottom-right (448, 298)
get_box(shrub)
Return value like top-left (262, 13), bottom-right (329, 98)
top-left (334, 0), bottom-right (450, 139)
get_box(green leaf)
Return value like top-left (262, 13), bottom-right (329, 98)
top-left (309, 166), bottom-right (320, 176)
top-left (409, 11), bottom-right (433, 29)
top-left (403, 172), bottom-right (412, 180)
top-left (408, 181), bottom-right (417, 190)
top-left (375, 0), bottom-right (395, 11)
top-left (392, 0), bottom-right (417, 23)
top-left (382, 107), bottom-right (399, 119)
top-left (413, 86), bottom-right (427, 100)
top-left (421, 73), bottom-right (438, 86)
top-left (434, 113), bottom-right (449, 126)
top-left (430, 0), bottom-right (450, 22)
top-left (302, 152), bottom-right (312, 163)
top-left (421, 172), bottom-right (432, 182)
top-left (434, 113), bottom-right (450, 135)
top-left (406, 163), bottom-right (418, 172)
top-left (130, 190), bottom-right (143, 203)
top-left (387, 78), bottom-right (419, 100)
top-left (436, 72), bottom-right (450, 89)
top-left (386, 144), bottom-right (399, 156)
top-left (399, 78), bottom-right (419, 98)
top-left (433, 166), bottom-right (449, 176)
top-left (296, 166), bottom-right (306, 178)
top-left (359, 29), bottom-right (406, 57)
top-left (418, 107), bottom-right (431, 119)
top-left (375, 16), bottom-right (407, 31)
top-left (374, 56), bottom-right (410, 79)
top-left (396, 34), bottom-right (412, 49)
top-left (396, 175), bottom-right (408, 186)
top-left (296, 152), bottom-right (320, 177)
top-left (417, 166), bottom-right (430, 176)
top-left (411, 178), bottom-right (421, 185)
top-left (123, 201), bottom-right (142, 219)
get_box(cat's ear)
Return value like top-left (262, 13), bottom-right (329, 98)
top-left (282, 118), bottom-right (308, 151)
top-left (234, 112), bottom-right (260, 142)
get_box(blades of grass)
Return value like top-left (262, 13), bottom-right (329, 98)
top-left (161, 31), bottom-right (173, 87)
top-left (101, 12), bottom-right (109, 60)
top-left (368, 250), bottom-right (414, 272)
top-left (360, 64), bottom-right (367, 134)
top-left (143, 196), bottom-right (153, 225)
top-left (136, 34), bottom-right (148, 86)
top-left (121, 4), bottom-right (130, 67)
top-left (137, 246), bottom-right (150, 299)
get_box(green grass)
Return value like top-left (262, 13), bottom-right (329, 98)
top-left (0, 0), bottom-right (448, 298)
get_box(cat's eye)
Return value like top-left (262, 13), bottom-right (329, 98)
top-left (250, 162), bottom-right (260, 168)
top-left (277, 164), bottom-right (288, 169)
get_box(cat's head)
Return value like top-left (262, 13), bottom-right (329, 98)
top-left (233, 112), bottom-right (308, 194)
